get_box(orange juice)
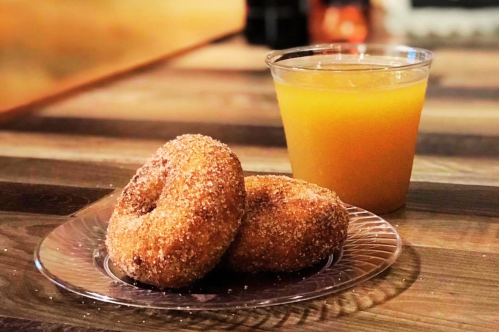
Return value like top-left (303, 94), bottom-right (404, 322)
top-left (273, 62), bottom-right (429, 214)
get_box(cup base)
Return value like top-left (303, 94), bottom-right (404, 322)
top-left (342, 198), bottom-right (406, 215)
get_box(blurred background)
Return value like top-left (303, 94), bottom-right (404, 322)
top-left (0, 0), bottom-right (498, 141)
top-left (0, 0), bottom-right (245, 114)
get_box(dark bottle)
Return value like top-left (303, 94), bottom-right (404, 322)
top-left (244, 0), bottom-right (309, 49)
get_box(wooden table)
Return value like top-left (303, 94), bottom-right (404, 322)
top-left (1, 36), bottom-right (498, 331)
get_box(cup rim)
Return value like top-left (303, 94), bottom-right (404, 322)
top-left (265, 43), bottom-right (434, 73)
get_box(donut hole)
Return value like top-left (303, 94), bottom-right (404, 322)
top-left (139, 186), bottom-right (165, 216)
top-left (141, 162), bottom-right (172, 215)
top-left (130, 185), bottom-right (164, 217)
top-left (142, 202), bottom-right (157, 215)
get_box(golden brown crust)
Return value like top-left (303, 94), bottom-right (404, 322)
top-left (106, 134), bottom-right (246, 288)
top-left (224, 175), bottom-right (349, 272)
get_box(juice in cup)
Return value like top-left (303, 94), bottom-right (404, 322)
top-left (267, 45), bottom-right (433, 214)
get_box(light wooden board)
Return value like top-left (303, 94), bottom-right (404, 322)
top-left (0, 1), bottom-right (245, 119)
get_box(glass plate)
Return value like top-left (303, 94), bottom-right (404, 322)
top-left (34, 195), bottom-right (402, 310)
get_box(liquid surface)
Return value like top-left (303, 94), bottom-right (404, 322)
top-left (274, 62), bottom-right (429, 214)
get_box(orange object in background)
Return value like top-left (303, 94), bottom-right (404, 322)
top-left (0, 0), bottom-right (245, 120)
top-left (309, 0), bottom-right (370, 43)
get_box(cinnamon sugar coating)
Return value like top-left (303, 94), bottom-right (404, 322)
top-left (223, 175), bottom-right (349, 272)
top-left (106, 134), bottom-right (246, 288)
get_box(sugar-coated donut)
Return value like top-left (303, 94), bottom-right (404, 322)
top-left (106, 134), bottom-right (246, 288)
top-left (224, 175), bottom-right (349, 272)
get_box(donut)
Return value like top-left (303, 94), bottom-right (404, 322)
top-left (223, 175), bottom-right (349, 272)
top-left (106, 134), bottom-right (246, 288)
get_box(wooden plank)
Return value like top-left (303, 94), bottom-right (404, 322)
top-left (419, 99), bottom-right (499, 137)
top-left (385, 210), bottom-right (499, 253)
top-left (0, 116), bottom-right (287, 147)
top-left (0, 317), bottom-right (117, 332)
top-left (364, 247), bottom-right (499, 332)
top-left (2, 156), bottom-right (498, 217)
top-left (1, 131), bottom-right (499, 185)
top-left (0, 131), bottom-right (292, 173)
top-left (0, 157), bottom-right (136, 189)
top-left (36, 69), bottom-right (280, 127)
top-left (416, 133), bottom-right (499, 156)
top-left (405, 182), bottom-right (499, 217)
top-left (410, 155), bottom-right (499, 187)
top-left (0, 132), bottom-right (164, 165)
top-left (1, 214), bottom-right (498, 332)
top-left (0, 211), bottom-right (66, 228)
top-left (0, 182), bottom-right (113, 216)
top-left (1, 114), bottom-right (499, 156)
top-left (429, 50), bottom-right (499, 89)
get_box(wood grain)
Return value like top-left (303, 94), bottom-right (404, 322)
top-left (0, 116), bottom-right (287, 147)
top-left (2, 115), bottom-right (499, 156)
top-left (37, 69), bottom-right (280, 127)
top-left (0, 182), bottom-right (112, 216)
top-left (405, 182), bottom-right (499, 217)
top-left (0, 131), bottom-right (293, 172)
top-left (1, 131), bottom-right (498, 186)
top-left (430, 49), bottom-right (499, 89)
top-left (1, 213), bottom-right (498, 332)
top-left (419, 100), bottom-right (499, 137)
top-left (385, 210), bottom-right (499, 253)
top-left (0, 157), bottom-right (135, 189)
top-left (0, 317), bottom-right (116, 332)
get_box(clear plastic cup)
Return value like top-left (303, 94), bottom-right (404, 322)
top-left (267, 44), bottom-right (433, 214)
